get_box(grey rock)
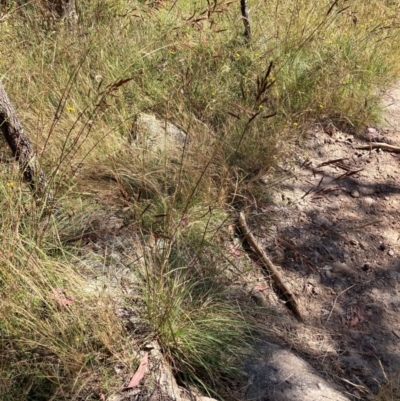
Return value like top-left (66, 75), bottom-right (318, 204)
top-left (367, 126), bottom-right (378, 134)
top-left (350, 190), bottom-right (360, 198)
top-left (349, 238), bottom-right (358, 246)
top-left (131, 113), bottom-right (188, 155)
top-left (244, 342), bottom-right (350, 401)
top-left (362, 197), bottom-right (374, 207)
top-left (312, 286), bottom-right (320, 295)
top-left (332, 261), bottom-right (357, 278)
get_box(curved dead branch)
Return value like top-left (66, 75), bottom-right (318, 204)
top-left (238, 211), bottom-right (304, 322)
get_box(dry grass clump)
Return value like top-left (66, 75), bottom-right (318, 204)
top-left (0, 171), bottom-right (135, 400)
top-left (374, 373), bottom-right (400, 400)
top-left (140, 246), bottom-right (251, 393)
top-left (0, 0), bottom-right (400, 399)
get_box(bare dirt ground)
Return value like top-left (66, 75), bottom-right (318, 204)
top-left (243, 85), bottom-right (400, 399)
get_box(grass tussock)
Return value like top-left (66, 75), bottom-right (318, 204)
top-left (374, 372), bottom-right (400, 401)
top-left (1, 0), bottom-right (400, 399)
top-left (141, 250), bottom-right (250, 391)
top-left (0, 174), bottom-right (132, 400)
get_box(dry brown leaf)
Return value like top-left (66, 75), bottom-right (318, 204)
top-left (227, 242), bottom-right (241, 257)
top-left (349, 304), bottom-right (365, 326)
top-left (252, 284), bottom-right (267, 293)
top-left (127, 353), bottom-right (148, 389)
top-left (305, 283), bottom-right (313, 296)
top-left (50, 288), bottom-right (75, 307)
top-left (349, 315), bottom-right (359, 327)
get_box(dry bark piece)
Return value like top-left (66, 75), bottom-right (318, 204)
top-left (126, 353), bottom-right (148, 389)
top-left (240, 0), bottom-right (251, 40)
top-left (238, 212), bottom-right (304, 323)
top-left (0, 81), bottom-right (49, 199)
top-left (349, 304), bottom-right (365, 327)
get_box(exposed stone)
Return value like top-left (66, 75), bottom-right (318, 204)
top-left (350, 189), bottom-right (360, 198)
top-left (244, 342), bottom-right (350, 401)
top-left (362, 197), bottom-right (374, 207)
top-left (130, 113), bottom-right (188, 155)
top-left (332, 261), bottom-right (357, 278)
top-left (349, 238), bottom-right (358, 246)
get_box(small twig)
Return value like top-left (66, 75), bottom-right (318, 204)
top-left (377, 357), bottom-right (389, 383)
top-left (355, 142), bottom-right (400, 153)
top-left (392, 330), bottom-right (400, 340)
top-left (315, 157), bottom-right (349, 168)
top-left (339, 377), bottom-right (369, 393)
top-left (325, 284), bottom-right (356, 324)
top-left (341, 219), bottom-right (381, 232)
top-left (238, 212), bottom-right (303, 323)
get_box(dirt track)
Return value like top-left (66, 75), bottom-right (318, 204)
top-left (244, 84), bottom-right (400, 399)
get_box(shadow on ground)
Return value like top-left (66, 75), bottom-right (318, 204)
top-left (243, 118), bottom-right (400, 399)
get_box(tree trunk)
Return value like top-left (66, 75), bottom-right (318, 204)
top-left (0, 81), bottom-right (49, 198)
top-left (240, 0), bottom-right (251, 41)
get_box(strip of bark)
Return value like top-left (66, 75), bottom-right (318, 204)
top-left (355, 142), bottom-right (400, 153)
top-left (238, 212), bottom-right (304, 322)
top-left (0, 81), bottom-right (49, 198)
top-left (240, 0), bottom-right (251, 41)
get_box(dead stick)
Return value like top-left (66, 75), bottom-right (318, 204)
top-left (238, 212), bottom-right (304, 323)
top-left (355, 142), bottom-right (400, 153)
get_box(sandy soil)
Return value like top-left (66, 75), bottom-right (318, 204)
top-left (243, 84), bottom-right (400, 399)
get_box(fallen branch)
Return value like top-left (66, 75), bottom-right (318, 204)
top-left (0, 81), bottom-right (49, 200)
top-left (355, 142), bottom-right (400, 153)
top-left (238, 212), bottom-right (304, 323)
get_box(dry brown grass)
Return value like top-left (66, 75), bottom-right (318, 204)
top-left (0, 0), bottom-right (400, 399)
